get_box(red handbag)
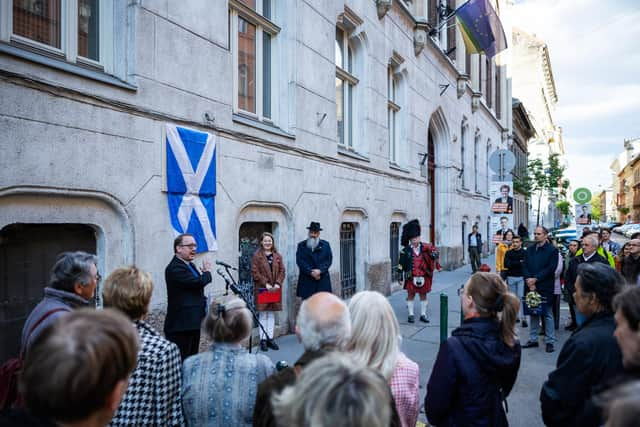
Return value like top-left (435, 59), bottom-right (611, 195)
top-left (257, 287), bottom-right (282, 305)
top-left (0, 307), bottom-right (69, 411)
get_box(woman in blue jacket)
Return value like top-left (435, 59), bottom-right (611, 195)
top-left (425, 273), bottom-right (521, 427)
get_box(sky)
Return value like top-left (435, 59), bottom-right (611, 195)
top-left (510, 0), bottom-right (640, 195)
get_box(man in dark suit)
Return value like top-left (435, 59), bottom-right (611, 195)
top-left (467, 224), bottom-right (483, 273)
top-left (164, 233), bottom-right (212, 360)
top-left (492, 184), bottom-right (514, 214)
top-left (296, 222), bottom-right (333, 300)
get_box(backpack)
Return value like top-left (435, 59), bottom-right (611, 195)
top-left (0, 307), bottom-right (69, 411)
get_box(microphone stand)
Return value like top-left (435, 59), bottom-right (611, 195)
top-left (218, 266), bottom-right (272, 354)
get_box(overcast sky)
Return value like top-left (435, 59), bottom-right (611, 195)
top-left (510, 0), bottom-right (640, 195)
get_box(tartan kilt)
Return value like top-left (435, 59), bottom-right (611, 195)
top-left (404, 277), bottom-right (432, 294)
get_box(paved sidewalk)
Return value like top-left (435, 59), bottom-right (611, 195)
top-left (259, 256), bottom-right (571, 427)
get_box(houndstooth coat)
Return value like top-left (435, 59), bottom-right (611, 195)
top-left (110, 320), bottom-right (185, 426)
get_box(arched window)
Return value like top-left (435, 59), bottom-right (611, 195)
top-left (335, 27), bottom-right (358, 149)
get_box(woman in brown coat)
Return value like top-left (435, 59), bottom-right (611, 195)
top-left (251, 232), bottom-right (286, 351)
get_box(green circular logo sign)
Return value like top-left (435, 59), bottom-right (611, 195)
top-left (573, 188), bottom-right (592, 204)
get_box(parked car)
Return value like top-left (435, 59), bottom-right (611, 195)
top-left (624, 224), bottom-right (640, 238)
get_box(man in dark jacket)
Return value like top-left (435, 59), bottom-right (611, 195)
top-left (296, 222), bottom-right (333, 299)
top-left (565, 234), bottom-right (609, 328)
top-left (504, 235), bottom-right (526, 325)
top-left (468, 225), bottom-right (483, 273)
top-left (522, 226), bottom-right (559, 353)
top-left (163, 233), bottom-right (212, 360)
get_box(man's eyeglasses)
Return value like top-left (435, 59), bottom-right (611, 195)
top-left (180, 244), bottom-right (198, 249)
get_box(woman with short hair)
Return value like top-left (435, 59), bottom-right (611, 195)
top-left (425, 273), bottom-right (521, 427)
top-left (541, 263), bottom-right (624, 427)
top-left (182, 297), bottom-right (275, 427)
top-left (347, 291), bottom-right (419, 427)
top-left (102, 266), bottom-right (185, 427)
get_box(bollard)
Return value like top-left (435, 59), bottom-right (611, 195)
top-left (440, 292), bottom-right (448, 343)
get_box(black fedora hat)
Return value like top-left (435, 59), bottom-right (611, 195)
top-left (307, 222), bottom-right (323, 232)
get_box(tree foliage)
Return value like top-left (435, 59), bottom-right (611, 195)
top-left (590, 194), bottom-right (601, 222)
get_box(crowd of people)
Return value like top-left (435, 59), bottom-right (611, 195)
top-left (2, 220), bottom-right (640, 426)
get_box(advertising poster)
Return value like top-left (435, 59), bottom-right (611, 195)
top-left (490, 181), bottom-right (514, 214)
top-left (491, 214), bottom-right (514, 243)
top-left (575, 204), bottom-right (592, 226)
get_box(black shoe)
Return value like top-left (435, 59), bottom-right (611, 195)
top-left (260, 340), bottom-right (268, 352)
top-left (564, 324), bottom-right (576, 331)
top-left (267, 339), bottom-right (279, 350)
top-left (522, 341), bottom-right (539, 349)
top-left (545, 343), bottom-right (555, 353)
top-left (516, 318), bottom-right (521, 323)
top-left (408, 315), bottom-right (415, 323)
top-left (420, 315), bottom-right (430, 323)
top-left (522, 320), bottom-right (528, 328)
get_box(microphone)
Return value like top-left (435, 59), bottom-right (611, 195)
top-left (216, 260), bottom-right (237, 270)
top-left (216, 268), bottom-right (231, 294)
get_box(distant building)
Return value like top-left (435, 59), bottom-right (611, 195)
top-left (610, 138), bottom-right (640, 222)
top-left (511, 98), bottom-right (535, 230)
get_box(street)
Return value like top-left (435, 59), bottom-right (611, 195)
top-left (264, 255), bottom-right (572, 427)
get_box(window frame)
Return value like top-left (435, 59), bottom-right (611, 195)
top-left (229, 0), bottom-right (280, 123)
top-left (335, 26), bottom-right (359, 150)
top-left (387, 65), bottom-right (401, 164)
top-left (1, 0), bottom-right (113, 74)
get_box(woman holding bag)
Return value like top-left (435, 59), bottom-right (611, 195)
top-left (251, 232), bottom-right (285, 352)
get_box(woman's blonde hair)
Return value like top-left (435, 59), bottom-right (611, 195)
top-left (203, 297), bottom-right (252, 344)
top-left (466, 272), bottom-right (519, 347)
top-left (102, 266), bottom-right (154, 320)
top-left (346, 291), bottom-right (400, 379)
top-left (259, 232), bottom-right (278, 253)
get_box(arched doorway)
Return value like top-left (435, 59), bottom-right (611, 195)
top-left (428, 128), bottom-right (436, 244)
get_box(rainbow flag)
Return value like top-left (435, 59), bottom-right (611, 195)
top-left (456, 0), bottom-right (507, 58)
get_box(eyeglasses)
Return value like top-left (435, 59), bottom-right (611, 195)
top-left (95, 272), bottom-right (102, 284)
top-left (179, 244), bottom-right (198, 249)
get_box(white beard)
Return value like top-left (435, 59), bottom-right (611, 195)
top-left (306, 237), bottom-right (319, 251)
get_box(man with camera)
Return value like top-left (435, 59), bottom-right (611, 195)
top-left (397, 219), bottom-right (441, 323)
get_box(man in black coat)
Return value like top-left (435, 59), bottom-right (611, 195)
top-left (468, 224), bottom-right (483, 273)
top-left (296, 222), bottom-right (333, 300)
top-left (163, 233), bottom-right (212, 360)
top-left (522, 226), bottom-right (559, 353)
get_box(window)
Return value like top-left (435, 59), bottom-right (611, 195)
top-left (429, 0), bottom-right (447, 49)
top-left (486, 57), bottom-right (493, 109)
top-left (388, 66), bottom-right (400, 164)
top-left (390, 222), bottom-right (401, 282)
top-left (336, 26), bottom-right (358, 149)
top-left (460, 122), bottom-right (467, 189)
top-left (486, 142), bottom-right (491, 195)
top-left (230, 0), bottom-right (279, 121)
top-left (1, 0), bottom-right (113, 72)
top-left (495, 64), bottom-right (501, 119)
top-left (474, 135), bottom-right (479, 192)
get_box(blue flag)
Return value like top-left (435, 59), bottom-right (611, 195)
top-left (165, 124), bottom-right (218, 252)
top-left (456, 0), bottom-right (507, 58)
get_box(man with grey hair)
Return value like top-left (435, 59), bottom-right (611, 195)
top-left (253, 292), bottom-right (351, 427)
top-left (20, 251), bottom-right (99, 351)
top-left (272, 353), bottom-right (392, 427)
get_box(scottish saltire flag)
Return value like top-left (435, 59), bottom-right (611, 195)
top-left (456, 0), bottom-right (507, 58)
top-left (165, 124), bottom-right (218, 252)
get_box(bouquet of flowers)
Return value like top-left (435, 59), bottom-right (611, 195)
top-left (523, 291), bottom-right (545, 315)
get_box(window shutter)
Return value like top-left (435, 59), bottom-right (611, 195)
top-left (447, 0), bottom-right (456, 60)
top-left (496, 65), bottom-right (502, 119)
top-left (428, 0), bottom-right (438, 30)
top-left (486, 57), bottom-right (492, 108)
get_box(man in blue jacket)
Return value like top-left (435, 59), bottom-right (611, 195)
top-left (296, 222), bottom-right (333, 300)
top-left (522, 226), bottom-right (559, 353)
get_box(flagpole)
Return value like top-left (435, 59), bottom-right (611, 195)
top-left (432, 0), bottom-right (471, 33)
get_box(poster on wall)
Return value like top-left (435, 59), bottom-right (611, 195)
top-left (490, 181), bottom-right (514, 214)
top-left (575, 204), bottom-right (592, 226)
top-left (491, 214), bottom-right (514, 243)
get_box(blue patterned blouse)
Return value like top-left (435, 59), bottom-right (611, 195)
top-left (182, 343), bottom-right (275, 426)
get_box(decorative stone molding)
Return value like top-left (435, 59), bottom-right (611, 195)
top-left (413, 20), bottom-right (429, 56)
top-left (375, 0), bottom-right (392, 19)
top-left (471, 92), bottom-right (481, 113)
top-left (457, 75), bottom-right (469, 99)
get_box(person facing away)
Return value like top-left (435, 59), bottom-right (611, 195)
top-left (102, 266), bottom-right (185, 427)
top-left (253, 292), bottom-right (351, 427)
top-left (347, 291), bottom-right (420, 427)
top-left (522, 226), bottom-right (559, 353)
top-left (182, 297), bottom-right (275, 427)
top-left (163, 233), bottom-right (212, 360)
top-left (272, 353), bottom-right (393, 427)
top-left (251, 231), bottom-right (285, 352)
top-left (468, 224), bottom-right (483, 274)
top-left (540, 263), bottom-right (624, 427)
top-left (296, 222), bottom-right (333, 300)
top-left (425, 272), bottom-right (521, 427)
top-left (21, 251), bottom-right (99, 352)
top-left (0, 309), bottom-right (138, 427)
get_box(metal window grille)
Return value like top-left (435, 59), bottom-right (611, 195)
top-left (340, 223), bottom-right (357, 299)
top-left (238, 236), bottom-right (259, 312)
top-left (390, 222), bottom-right (401, 282)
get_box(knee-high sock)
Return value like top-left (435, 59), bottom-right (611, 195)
top-left (421, 300), bottom-right (428, 316)
top-left (406, 300), bottom-right (414, 316)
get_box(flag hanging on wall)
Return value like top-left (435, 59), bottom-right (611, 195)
top-left (456, 0), bottom-right (507, 58)
top-left (165, 124), bottom-right (218, 252)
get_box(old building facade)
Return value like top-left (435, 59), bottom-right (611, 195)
top-left (511, 98), bottom-right (534, 230)
top-left (0, 0), bottom-right (510, 357)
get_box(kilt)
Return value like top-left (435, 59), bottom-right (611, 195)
top-left (404, 276), bottom-right (432, 294)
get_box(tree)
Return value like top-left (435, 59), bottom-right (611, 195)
top-left (590, 194), bottom-right (601, 222)
top-left (514, 153), bottom-right (569, 226)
